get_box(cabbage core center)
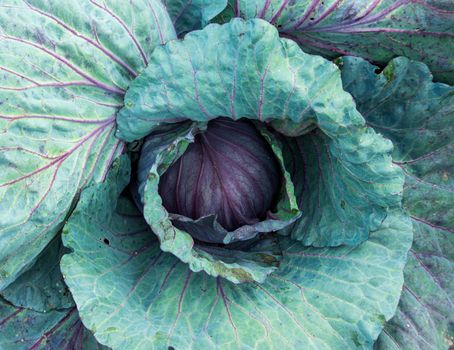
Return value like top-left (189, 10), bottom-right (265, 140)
top-left (158, 118), bottom-right (281, 231)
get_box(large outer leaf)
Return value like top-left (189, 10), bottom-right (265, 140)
top-left (218, 0), bottom-right (454, 84)
top-left (0, 0), bottom-right (176, 290)
top-left (340, 56), bottom-right (454, 349)
top-left (280, 126), bottom-right (401, 246)
top-left (0, 297), bottom-right (109, 350)
top-left (1, 236), bottom-right (73, 312)
top-left (117, 18), bottom-right (403, 247)
top-left (61, 150), bottom-right (412, 350)
top-left (163, 0), bottom-right (227, 35)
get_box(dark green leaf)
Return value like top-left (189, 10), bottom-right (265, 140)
top-left (2, 236), bottom-right (73, 312)
top-left (0, 0), bottom-right (176, 290)
top-left (164, 0), bottom-right (227, 35)
top-left (0, 297), bottom-right (109, 350)
top-left (220, 0), bottom-right (454, 84)
top-left (341, 56), bottom-right (454, 350)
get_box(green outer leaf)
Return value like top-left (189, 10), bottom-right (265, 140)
top-left (219, 0), bottom-right (454, 84)
top-left (118, 18), bottom-right (404, 247)
top-left (280, 126), bottom-right (402, 246)
top-left (0, 297), bottom-right (109, 350)
top-left (138, 122), bottom-right (283, 283)
top-left (117, 18), bottom-right (368, 142)
top-left (60, 159), bottom-right (412, 350)
top-left (340, 56), bottom-right (454, 350)
top-left (0, 0), bottom-right (176, 290)
top-left (1, 236), bottom-right (73, 312)
top-left (163, 0), bottom-right (227, 35)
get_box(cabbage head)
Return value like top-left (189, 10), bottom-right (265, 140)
top-left (0, 1), bottom-right (453, 350)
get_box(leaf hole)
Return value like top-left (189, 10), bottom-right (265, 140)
top-left (103, 238), bottom-right (110, 245)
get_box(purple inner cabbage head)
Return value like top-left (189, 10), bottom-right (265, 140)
top-left (159, 118), bottom-right (281, 231)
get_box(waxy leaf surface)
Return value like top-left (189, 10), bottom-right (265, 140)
top-left (1, 236), bottom-right (73, 312)
top-left (164, 0), bottom-right (227, 35)
top-left (0, 0), bottom-right (176, 290)
top-left (0, 297), bottom-right (109, 350)
top-left (61, 153), bottom-right (412, 350)
top-left (341, 56), bottom-right (454, 350)
top-left (219, 0), bottom-right (454, 84)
